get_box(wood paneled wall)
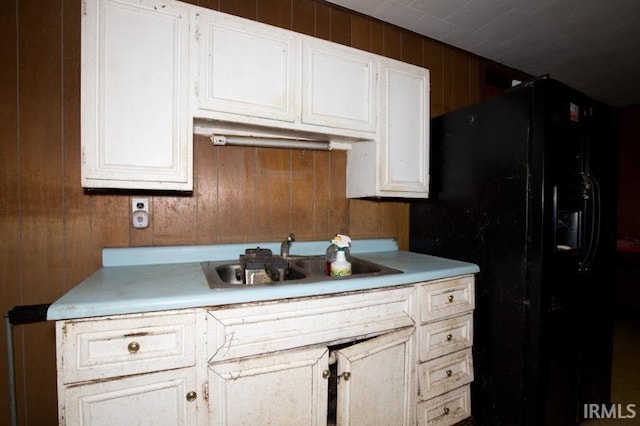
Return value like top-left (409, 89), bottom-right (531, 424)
top-left (618, 106), bottom-right (640, 238)
top-left (0, 0), bottom-right (480, 424)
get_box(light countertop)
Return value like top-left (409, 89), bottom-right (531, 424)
top-left (47, 239), bottom-right (479, 321)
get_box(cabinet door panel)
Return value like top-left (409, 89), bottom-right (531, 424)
top-left (208, 347), bottom-right (328, 425)
top-left (302, 40), bottom-right (376, 132)
top-left (61, 368), bottom-right (197, 426)
top-left (335, 327), bottom-right (414, 426)
top-left (196, 13), bottom-right (297, 122)
top-left (380, 61), bottom-right (430, 194)
top-left (82, 0), bottom-right (191, 190)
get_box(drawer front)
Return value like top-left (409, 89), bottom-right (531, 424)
top-left (58, 311), bottom-right (197, 384)
top-left (418, 276), bottom-right (474, 323)
top-left (418, 348), bottom-right (473, 401)
top-left (417, 385), bottom-right (471, 426)
top-left (418, 313), bottom-right (473, 362)
top-left (207, 287), bottom-right (414, 361)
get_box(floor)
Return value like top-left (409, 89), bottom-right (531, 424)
top-left (581, 312), bottom-right (640, 425)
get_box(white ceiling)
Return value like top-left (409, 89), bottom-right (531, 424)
top-left (326, 0), bottom-right (640, 108)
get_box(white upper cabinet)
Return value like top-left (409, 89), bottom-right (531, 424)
top-left (192, 7), bottom-right (377, 140)
top-left (347, 59), bottom-right (430, 198)
top-left (81, 0), bottom-right (430, 196)
top-left (301, 39), bottom-right (377, 133)
top-left (194, 11), bottom-right (298, 123)
top-left (81, 0), bottom-right (192, 190)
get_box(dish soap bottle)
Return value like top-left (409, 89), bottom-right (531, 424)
top-left (330, 234), bottom-right (352, 277)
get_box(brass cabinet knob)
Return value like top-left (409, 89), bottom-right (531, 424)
top-left (127, 341), bottom-right (140, 353)
top-left (186, 391), bottom-right (197, 402)
top-left (446, 334), bottom-right (453, 341)
top-left (447, 295), bottom-right (454, 303)
top-left (443, 407), bottom-right (450, 416)
top-left (322, 370), bottom-right (331, 379)
top-left (446, 369), bottom-right (453, 377)
top-left (340, 371), bottom-right (351, 381)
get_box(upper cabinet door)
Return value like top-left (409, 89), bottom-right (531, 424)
top-left (302, 39), bottom-right (377, 133)
top-left (379, 60), bottom-right (430, 195)
top-left (81, 0), bottom-right (192, 190)
top-left (195, 12), bottom-right (298, 122)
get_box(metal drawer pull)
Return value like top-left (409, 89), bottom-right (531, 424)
top-left (446, 369), bottom-right (453, 377)
top-left (322, 370), bottom-right (331, 379)
top-left (443, 407), bottom-right (450, 415)
top-left (127, 341), bottom-right (140, 353)
top-left (186, 391), bottom-right (197, 402)
top-left (448, 295), bottom-right (454, 302)
top-left (340, 371), bottom-right (351, 381)
top-left (446, 334), bottom-right (453, 341)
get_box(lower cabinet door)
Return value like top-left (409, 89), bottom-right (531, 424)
top-left (61, 367), bottom-right (198, 425)
top-left (335, 327), bottom-right (415, 426)
top-left (208, 346), bottom-right (329, 425)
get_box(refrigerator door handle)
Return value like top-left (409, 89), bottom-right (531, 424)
top-left (579, 174), bottom-right (601, 272)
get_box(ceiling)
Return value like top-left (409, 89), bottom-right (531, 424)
top-left (326, 0), bottom-right (640, 108)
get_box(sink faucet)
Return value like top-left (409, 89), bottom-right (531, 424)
top-left (280, 233), bottom-right (295, 258)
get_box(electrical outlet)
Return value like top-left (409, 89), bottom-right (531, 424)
top-left (131, 198), bottom-right (149, 213)
top-left (131, 198), bottom-right (149, 229)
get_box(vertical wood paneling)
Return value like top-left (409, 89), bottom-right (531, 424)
top-left (330, 7), bottom-right (350, 46)
top-left (62, 0), bottom-right (94, 290)
top-left (154, 195), bottom-right (199, 245)
top-left (314, 2), bottom-right (331, 40)
top-left (0, 1), bottom-right (483, 423)
top-left (219, 0), bottom-right (256, 20)
top-left (256, 148), bottom-right (291, 240)
top-left (18, 1), bottom-right (63, 424)
top-left (329, 151), bottom-right (349, 234)
top-left (292, 0), bottom-right (315, 36)
top-left (195, 136), bottom-right (219, 244)
top-left (402, 31), bottom-right (424, 67)
top-left (290, 150), bottom-right (315, 240)
top-left (370, 20), bottom-right (384, 56)
top-left (0, 0), bottom-right (20, 422)
top-left (351, 14), bottom-right (371, 52)
top-left (217, 146), bottom-right (257, 242)
top-left (257, 0), bottom-right (291, 29)
top-left (313, 151), bottom-right (331, 238)
top-left (424, 39), bottom-right (444, 116)
top-left (383, 25), bottom-right (402, 60)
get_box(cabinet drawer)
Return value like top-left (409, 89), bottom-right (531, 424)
top-left (418, 313), bottom-right (473, 362)
top-left (417, 348), bottom-right (473, 401)
top-left (58, 311), bottom-right (197, 384)
top-left (417, 385), bottom-right (471, 426)
top-left (418, 276), bottom-right (474, 322)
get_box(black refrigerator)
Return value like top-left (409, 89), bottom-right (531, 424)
top-left (410, 77), bottom-right (618, 426)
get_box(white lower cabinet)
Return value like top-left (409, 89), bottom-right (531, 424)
top-left (415, 276), bottom-right (475, 426)
top-left (56, 276), bottom-right (474, 425)
top-left (61, 367), bottom-right (198, 426)
top-left (208, 346), bottom-right (329, 425)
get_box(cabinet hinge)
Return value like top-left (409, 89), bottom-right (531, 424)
top-left (202, 381), bottom-right (209, 401)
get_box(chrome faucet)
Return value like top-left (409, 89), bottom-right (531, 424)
top-left (280, 233), bottom-right (295, 257)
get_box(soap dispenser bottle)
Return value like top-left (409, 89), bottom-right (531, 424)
top-left (330, 234), bottom-right (352, 277)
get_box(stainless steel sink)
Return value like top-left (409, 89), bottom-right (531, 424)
top-left (201, 255), bottom-right (402, 289)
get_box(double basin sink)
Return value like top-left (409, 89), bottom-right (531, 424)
top-left (201, 255), bottom-right (402, 289)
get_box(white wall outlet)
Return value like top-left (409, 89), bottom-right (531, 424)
top-left (131, 197), bottom-right (149, 229)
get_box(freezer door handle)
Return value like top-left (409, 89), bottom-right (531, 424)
top-left (578, 174), bottom-right (601, 272)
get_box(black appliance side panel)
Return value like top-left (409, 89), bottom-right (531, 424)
top-left (410, 88), bottom-right (532, 426)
